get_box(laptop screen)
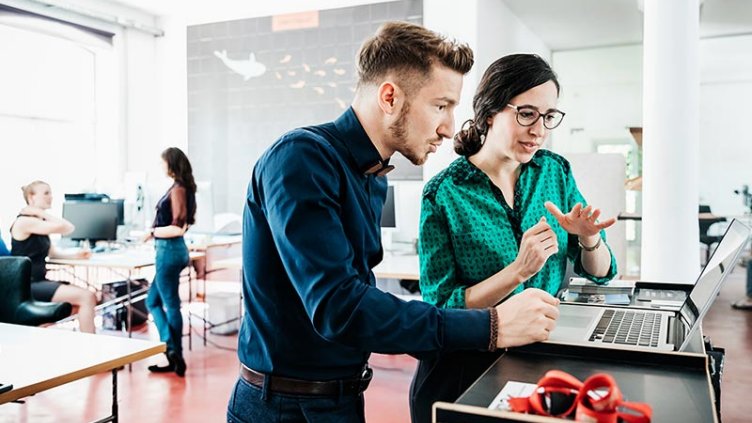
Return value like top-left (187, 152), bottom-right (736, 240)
top-left (678, 219), bottom-right (751, 350)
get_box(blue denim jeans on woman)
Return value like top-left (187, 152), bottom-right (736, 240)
top-left (146, 237), bottom-right (189, 355)
top-left (227, 377), bottom-right (366, 423)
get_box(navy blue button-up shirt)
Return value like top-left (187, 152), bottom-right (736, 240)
top-left (239, 108), bottom-right (491, 380)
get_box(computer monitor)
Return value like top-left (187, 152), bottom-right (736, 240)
top-left (109, 199), bottom-right (125, 225)
top-left (380, 185), bottom-right (396, 228)
top-left (64, 194), bottom-right (124, 225)
top-left (64, 193), bottom-right (110, 202)
top-left (62, 201), bottom-right (119, 245)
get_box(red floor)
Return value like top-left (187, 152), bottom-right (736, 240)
top-left (1, 269), bottom-right (751, 422)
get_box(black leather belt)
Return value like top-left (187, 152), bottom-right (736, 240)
top-left (240, 365), bottom-right (372, 397)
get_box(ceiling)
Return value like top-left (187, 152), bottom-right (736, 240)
top-left (501, 0), bottom-right (752, 51)
top-left (109, 0), bottom-right (752, 51)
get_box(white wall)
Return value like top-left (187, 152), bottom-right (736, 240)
top-left (553, 36), bottom-right (752, 217)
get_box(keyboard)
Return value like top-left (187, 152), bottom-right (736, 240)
top-left (589, 310), bottom-right (662, 347)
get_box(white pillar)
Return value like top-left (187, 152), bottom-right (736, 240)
top-left (641, 0), bottom-right (700, 281)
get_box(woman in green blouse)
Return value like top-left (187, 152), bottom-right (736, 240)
top-left (409, 54), bottom-right (617, 423)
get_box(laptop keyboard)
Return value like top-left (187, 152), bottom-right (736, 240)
top-left (589, 310), bottom-right (661, 347)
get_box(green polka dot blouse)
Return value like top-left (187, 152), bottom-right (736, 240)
top-left (419, 149), bottom-right (617, 309)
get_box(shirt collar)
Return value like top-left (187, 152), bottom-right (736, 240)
top-left (334, 107), bottom-right (394, 176)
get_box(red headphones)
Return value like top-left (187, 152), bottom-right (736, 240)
top-left (508, 370), bottom-right (652, 423)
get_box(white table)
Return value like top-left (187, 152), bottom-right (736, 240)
top-left (373, 254), bottom-right (420, 281)
top-left (214, 254), bottom-right (420, 281)
top-left (48, 250), bottom-right (206, 352)
top-left (0, 323), bottom-right (164, 422)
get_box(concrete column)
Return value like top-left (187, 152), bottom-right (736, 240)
top-left (641, 0), bottom-right (700, 281)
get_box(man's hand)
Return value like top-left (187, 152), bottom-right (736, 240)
top-left (494, 288), bottom-right (560, 349)
top-left (544, 201), bottom-right (616, 238)
top-left (512, 217), bottom-right (559, 281)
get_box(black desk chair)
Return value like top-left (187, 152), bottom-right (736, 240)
top-left (699, 205), bottom-right (726, 265)
top-left (0, 256), bottom-right (72, 326)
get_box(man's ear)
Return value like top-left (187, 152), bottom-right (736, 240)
top-left (377, 81), bottom-right (403, 115)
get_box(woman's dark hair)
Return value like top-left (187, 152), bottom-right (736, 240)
top-left (454, 54), bottom-right (560, 156)
top-left (162, 147), bottom-right (197, 194)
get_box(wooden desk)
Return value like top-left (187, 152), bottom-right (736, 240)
top-left (212, 256), bottom-right (242, 271)
top-left (373, 254), bottom-right (420, 281)
top-left (212, 254), bottom-right (420, 281)
top-left (48, 250), bottom-right (205, 351)
top-left (0, 323), bottom-right (164, 421)
top-left (187, 235), bottom-right (242, 251)
top-left (434, 343), bottom-right (717, 422)
top-left (187, 236), bottom-right (242, 280)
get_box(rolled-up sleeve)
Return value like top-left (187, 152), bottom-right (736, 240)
top-left (258, 139), bottom-right (490, 354)
top-left (169, 186), bottom-right (188, 228)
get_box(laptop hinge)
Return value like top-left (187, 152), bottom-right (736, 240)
top-left (667, 316), bottom-right (685, 347)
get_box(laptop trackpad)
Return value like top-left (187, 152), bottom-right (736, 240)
top-left (549, 305), bottom-right (601, 342)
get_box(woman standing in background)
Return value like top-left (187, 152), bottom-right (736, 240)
top-left (144, 147), bottom-right (196, 377)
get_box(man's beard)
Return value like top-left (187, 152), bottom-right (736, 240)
top-left (388, 100), bottom-right (426, 166)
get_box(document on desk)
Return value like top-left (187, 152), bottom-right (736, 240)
top-left (487, 381), bottom-right (536, 411)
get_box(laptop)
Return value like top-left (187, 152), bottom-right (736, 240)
top-left (547, 219), bottom-right (750, 352)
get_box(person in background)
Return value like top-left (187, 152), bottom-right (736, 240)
top-left (143, 147), bottom-right (196, 377)
top-left (227, 22), bottom-right (560, 423)
top-left (0, 221), bottom-right (9, 256)
top-left (410, 54), bottom-right (617, 423)
top-left (10, 180), bottom-right (97, 333)
top-left (731, 264), bottom-right (752, 310)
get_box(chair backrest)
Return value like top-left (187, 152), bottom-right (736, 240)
top-left (0, 256), bottom-right (32, 323)
top-left (0, 234), bottom-right (9, 256)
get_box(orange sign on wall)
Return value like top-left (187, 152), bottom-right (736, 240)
top-left (272, 11), bottom-right (320, 32)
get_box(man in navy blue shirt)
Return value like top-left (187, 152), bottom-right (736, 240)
top-left (227, 21), bottom-right (560, 423)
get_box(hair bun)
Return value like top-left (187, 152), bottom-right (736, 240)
top-left (453, 119), bottom-right (483, 156)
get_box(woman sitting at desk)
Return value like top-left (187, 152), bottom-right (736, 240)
top-left (10, 180), bottom-right (97, 333)
top-left (410, 54), bottom-right (618, 423)
top-left (143, 147), bottom-right (196, 377)
top-left (0, 220), bottom-right (9, 256)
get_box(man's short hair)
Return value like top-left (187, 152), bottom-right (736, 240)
top-left (356, 21), bottom-right (474, 94)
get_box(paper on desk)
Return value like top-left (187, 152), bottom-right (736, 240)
top-left (488, 381), bottom-right (537, 411)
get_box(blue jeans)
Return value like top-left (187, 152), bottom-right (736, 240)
top-left (226, 377), bottom-right (366, 423)
top-left (146, 237), bottom-right (189, 355)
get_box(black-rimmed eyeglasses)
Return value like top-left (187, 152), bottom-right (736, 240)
top-left (506, 104), bottom-right (566, 130)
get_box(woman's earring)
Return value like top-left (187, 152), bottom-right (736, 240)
top-left (479, 134), bottom-right (486, 144)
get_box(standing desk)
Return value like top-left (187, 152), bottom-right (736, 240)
top-left (186, 235), bottom-right (242, 280)
top-left (373, 254), bottom-right (420, 281)
top-left (210, 253), bottom-right (420, 281)
top-left (434, 341), bottom-right (717, 423)
top-left (0, 323), bottom-right (164, 422)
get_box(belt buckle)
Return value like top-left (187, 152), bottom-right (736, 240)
top-left (358, 366), bottom-right (373, 392)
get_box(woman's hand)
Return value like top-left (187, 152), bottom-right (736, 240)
top-left (544, 201), bottom-right (616, 238)
top-left (20, 206), bottom-right (44, 218)
top-left (512, 217), bottom-right (559, 281)
top-left (77, 249), bottom-right (92, 259)
top-left (141, 230), bottom-right (154, 243)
